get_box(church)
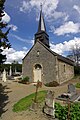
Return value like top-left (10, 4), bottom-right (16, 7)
top-left (22, 8), bottom-right (74, 85)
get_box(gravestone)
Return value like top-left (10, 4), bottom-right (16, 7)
top-left (68, 84), bottom-right (76, 93)
top-left (2, 69), bottom-right (7, 82)
top-left (57, 83), bottom-right (78, 102)
top-left (9, 66), bottom-right (12, 76)
top-left (43, 90), bottom-right (55, 118)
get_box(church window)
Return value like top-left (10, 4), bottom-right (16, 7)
top-left (35, 64), bottom-right (42, 70)
top-left (64, 64), bottom-right (66, 72)
top-left (37, 50), bottom-right (40, 56)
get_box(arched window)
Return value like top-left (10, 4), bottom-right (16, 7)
top-left (35, 64), bottom-right (42, 70)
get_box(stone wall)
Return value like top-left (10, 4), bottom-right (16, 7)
top-left (57, 60), bottom-right (74, 84)
top-left (22, 42), bottom-right (56, 84)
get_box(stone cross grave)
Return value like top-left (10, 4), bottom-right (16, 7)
top-left (43, 90), bottom-right (55, 118)
top-left (30, 81), bottom-right (42, 111)
top-left (2, 69), bottom-right (7, 82)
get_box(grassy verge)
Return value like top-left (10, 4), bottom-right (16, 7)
top-left (13, 90), bottom-right (47, 112)
top-left (75, 82), bottom-right (80, 88)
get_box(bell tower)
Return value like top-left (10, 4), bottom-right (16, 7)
top-left (35, 4), bottom-right (50, 48)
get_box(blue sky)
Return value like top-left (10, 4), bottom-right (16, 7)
top-left (2, 0), bottom-right (80, 63)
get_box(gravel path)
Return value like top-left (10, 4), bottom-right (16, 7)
top-left (0, 77), bottom-right (80, 120)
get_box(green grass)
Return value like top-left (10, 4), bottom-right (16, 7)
top-left (13, 90), bottom-right (47, 112)
top-left (75, 83), bottom-right (80, 88)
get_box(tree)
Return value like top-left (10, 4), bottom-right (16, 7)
top-left (67, 43), bottom-right (80, 75)
top-left (67, 43), bottom-right (80, 66)
top-left (0, 0), bottom-right (11, 64)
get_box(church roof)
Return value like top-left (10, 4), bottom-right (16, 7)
top-left (38, 6), bottom-right (46, 32)
top-left (38, 40), bottom-right (74, 66)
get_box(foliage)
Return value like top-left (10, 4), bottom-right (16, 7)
top-left (74, 66), bottom-right (80, 75)
top-left (55, 103), bottom-right (67, 120)
top-left (13, 90), bottom-right (47, 112)
top-left (45, 81), bottom-right (59, 87)
top-left (0, 63), bottom-right (22, 73)
top-left (55, 102), bottom-right (80, 120)
top-left (75, 82), bottom-right (80, 88)
top-left (19, 76), bottom-right (30, 84)
top-left (22, 76), bottom-right (29, 82)
top-left (0, 0), bottom-right (11, 64)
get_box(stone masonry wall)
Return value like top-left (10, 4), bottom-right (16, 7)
top-left (22, 42), bottom-right (56, 84)
top-left (57, 60), bottom-right (74, 84)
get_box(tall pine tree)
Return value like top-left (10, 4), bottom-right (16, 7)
top-left (0, 0), bottom-right (11, 64)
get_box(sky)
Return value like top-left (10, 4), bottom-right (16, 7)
top-left (2, 0), bottom-right (80, 64)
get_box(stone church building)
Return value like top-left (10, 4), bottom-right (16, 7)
top-left (22, 8), bottom-right (74, 85)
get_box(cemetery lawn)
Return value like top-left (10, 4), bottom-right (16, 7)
top-left (13, 90), bottom-right (47, 112)
top-left (75, 82), bottom-right (80, 88)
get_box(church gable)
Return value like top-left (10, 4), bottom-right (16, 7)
top-left (23, 41), bottom-right (56, 63)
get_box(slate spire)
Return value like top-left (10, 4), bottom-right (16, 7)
top-left (38, 4), bottom-right (46, 32)
top-left (35, 4), bottom-right (50, 48)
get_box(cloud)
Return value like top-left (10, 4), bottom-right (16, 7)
top-left (8, 24), bottom-right (18, 31)
top-left (20, 0), bottom-right (59, 18)
top-left (54, 21), bottom-right (80, 35)
top-left (10, 34), bottom-right (34, 44)
top-left (2, 11), bottom-right (11, 23)
top-left (73, 5), bottom-right (80, 14)
top-left (23, 46), bottom-right (28, 51)
top-left (2, 37), bottom-right (80, 63)
top-left (20, 1), bottom-right (31, 13)
top-left (2, 48), bottom-right (28, 64)
top-left (50, 37), bottom-right (80, 55)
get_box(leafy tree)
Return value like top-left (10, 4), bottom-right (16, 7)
top-left (0, 0), bottom-right (11, 64)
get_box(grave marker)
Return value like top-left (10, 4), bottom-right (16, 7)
top-left (43, 90), bottom-right (55, 118)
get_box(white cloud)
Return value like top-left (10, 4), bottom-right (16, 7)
top-left (20, 1), bottom-right (31, 13)
top-left (8, 24), bottom-right (18, 31)
top-left (50, 37), bottom-right (80, 55)
top-left (23, 46), bottom-right (28, 51)
top-left (73, 5), bottom-right (80, 14)
top-left (2, 48), bottom-right (28, 64)
top-left (54, 21), bottom-right (80, 35)
top-left (51, 11), bottom-right (67, 20)
top-left (10, 34), bottom-right (34, 44)
top-left (2, 11), bottom-right (11, 23)
top-left (20, 0), bottom-right (59, 18)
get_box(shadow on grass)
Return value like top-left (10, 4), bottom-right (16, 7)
top-left (0, 83), bottom-right (12, 117)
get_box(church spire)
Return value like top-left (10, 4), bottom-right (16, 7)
top-left (35, 4), bottom-right (50, 48)
top-left (38, 4), bottom-right (46, 32)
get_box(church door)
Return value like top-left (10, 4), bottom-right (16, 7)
top-left (33, 64), bottom-right (42, 82)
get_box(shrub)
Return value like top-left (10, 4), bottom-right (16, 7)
top-left (45, 81), bottom-right (59, 87)
top-left (19, 76), bottom-right (29, 84)
top-left (55, 102), bottom-right (80, 120)
top-left (74, 66), bottom-right (80, 75)
top-left (22, 76), bottom-right (29, 82)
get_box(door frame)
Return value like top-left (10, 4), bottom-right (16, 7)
top-left (33, 63), bottom-right (43, 82)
